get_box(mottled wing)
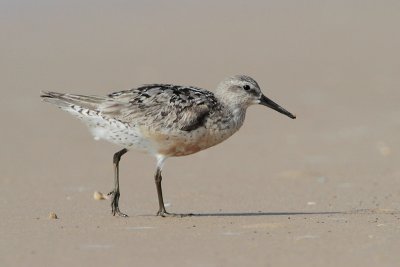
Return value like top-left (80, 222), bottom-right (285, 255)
top-left (100, 84), bottom-right (218, 132)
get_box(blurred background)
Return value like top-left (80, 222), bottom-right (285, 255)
top-left (1, 1), bottom-right (399, 266)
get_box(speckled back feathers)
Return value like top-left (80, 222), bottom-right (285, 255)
top-left (101, 84), bottom-right (221, 132)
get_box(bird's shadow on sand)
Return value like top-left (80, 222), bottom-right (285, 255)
top-left (186, 211), bottom-right (342, 217)
top-left (186, 208), bottom-right (398, 217)
top-left (138, 208), bottom-right (393, 217)
top-left (139, 211), bottom-right (344, 218)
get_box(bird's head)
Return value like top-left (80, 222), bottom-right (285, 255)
top-left (216, 75), bottom-right (296, 119)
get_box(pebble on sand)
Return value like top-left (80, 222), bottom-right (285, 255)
top-left (376, 141), bottom-right (391, 156)
top-left (93, 191), bottom-right (108, 200)
top-left (48, 212), bottom-right (58, 219)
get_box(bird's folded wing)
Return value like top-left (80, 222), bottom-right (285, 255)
top-left (99, 85), bottom-right (215, 132)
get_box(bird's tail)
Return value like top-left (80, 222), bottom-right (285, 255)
top-left (40, 91), bottom-right (107, 111)
top-left (40, 91), bottom-right (128, 142)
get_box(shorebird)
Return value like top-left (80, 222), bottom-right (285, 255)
top-left (41, 75), bottom-right (296, 217)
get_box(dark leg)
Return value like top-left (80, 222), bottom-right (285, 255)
top-left (154, 158), bottom-right (193, 218)
top-left (155, 167), bottom-right (170, 216)
top-left (108, 148), bottom-right (128, 217)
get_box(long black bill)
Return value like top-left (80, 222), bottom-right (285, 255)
top-left (259, 94), bottom-right (296, 119)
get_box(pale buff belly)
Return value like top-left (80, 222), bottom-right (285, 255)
top-left (90, 117), bottom-right (239, 157)
top-left (138, 126), bottom-right (237, 157)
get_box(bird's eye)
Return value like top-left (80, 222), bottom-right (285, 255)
top-left (243, 85), bottom-right (250, 91)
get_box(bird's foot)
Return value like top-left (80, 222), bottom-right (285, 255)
top-left (156, 209), bottom-right (193, 218)
top-left (108, 190), bottom-right (128, 217)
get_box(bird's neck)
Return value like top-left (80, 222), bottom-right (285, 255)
top-left (229, 105), bottom-right (247, 128)
top-left (214, 92), bottom-right (248, 130)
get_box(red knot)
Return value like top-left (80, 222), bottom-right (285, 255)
top-left (41, 75), bottom-right (296, 217)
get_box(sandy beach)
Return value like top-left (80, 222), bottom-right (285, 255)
top-left (1, 1), bottom-right (399, 266)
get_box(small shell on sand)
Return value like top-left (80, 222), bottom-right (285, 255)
top-left (48, 212), bottom-right (58, 219)
top-left (93, 191), bottom-right (108, 200)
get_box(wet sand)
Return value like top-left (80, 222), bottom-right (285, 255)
top-left (1, 1), bottom-right (399, 266)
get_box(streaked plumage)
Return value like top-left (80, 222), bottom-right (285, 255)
top-left (41, 75), bottom-right (296, 217)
